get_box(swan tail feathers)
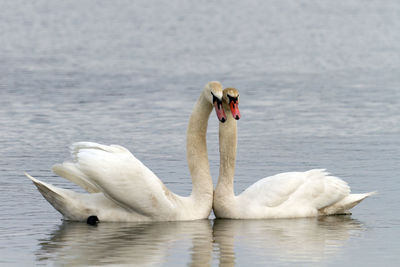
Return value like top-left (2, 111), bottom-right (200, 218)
top-left (52, 163), bottom-right (100, 193)
top-left (319, 191), bottom-right (376, 215)
top-left (25, 172), bottom-right (87, 221)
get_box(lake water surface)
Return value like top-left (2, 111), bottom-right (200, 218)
top-left (1, 0), bottom-right (399, 266)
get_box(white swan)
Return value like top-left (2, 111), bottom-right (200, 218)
top-left (26, 81), bottom-right (227, 222)
top-left (213, 88), bottom-right (375, 219)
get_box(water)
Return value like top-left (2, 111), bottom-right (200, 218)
top-left (1, 0), bottom-right (399, 266)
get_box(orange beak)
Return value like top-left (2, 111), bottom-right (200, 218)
top-left (229, 100), bottom-right (240, 120)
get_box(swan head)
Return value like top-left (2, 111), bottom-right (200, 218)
top-left (204, 81), bottom-right (227, 123)
top-left (223, 88), bottom-right (240, 120)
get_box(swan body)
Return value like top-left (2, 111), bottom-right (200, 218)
top-left (27, 81), bottom-right (226, 222)
top-left (214, 169), bottom-right (375, 219)
top-left (213, 88), bottom-right (375, 219)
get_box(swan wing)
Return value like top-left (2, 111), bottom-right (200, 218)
top-left (52, 161), bottom-right (100, 193)
top-left (60, 142), bottom-right (177, 218)
top-left (238, 169), bottom-right (350, 214)
top-left (238, 171), bottom-right (306, 207)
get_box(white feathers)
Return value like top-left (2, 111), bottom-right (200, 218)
top-left (27, 139), bottom-right (213, 221)
top-left (235, 169), bottom-right (359, 218)
top-left (216, 169), bottom-right (375, 219)
top-left (26, 82), bottom-right (220, 222)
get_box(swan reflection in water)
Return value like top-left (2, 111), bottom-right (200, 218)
top-left (213, 216), bottom-right (365, 266)
top-left (36, 220), bottom-right (213, 266)
top-left (36, 216), bottom-right (364, 266)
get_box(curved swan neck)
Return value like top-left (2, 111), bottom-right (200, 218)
top-left (186, 91), bottom-right (214, 201)
top-left (215, 108), bottom-right (237, 197)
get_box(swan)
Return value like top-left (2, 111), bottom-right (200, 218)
top-left (26, 81), bottom-right (227, 222)
top-left (213, 88), bottom-right (375, 219)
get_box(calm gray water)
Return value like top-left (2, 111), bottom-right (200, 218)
top-left (1, 0), bottom-right (399, 266)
